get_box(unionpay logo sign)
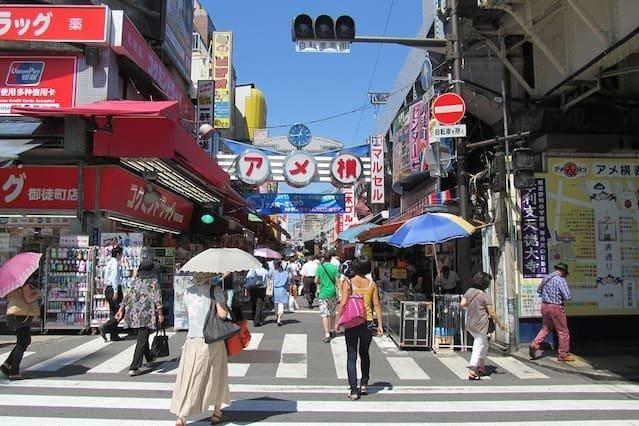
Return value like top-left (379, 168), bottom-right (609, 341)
top-left (5, 61), bottom-right (44, 86)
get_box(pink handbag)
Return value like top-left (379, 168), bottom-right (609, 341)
top-left (339, 293), bottom-right (366, 329)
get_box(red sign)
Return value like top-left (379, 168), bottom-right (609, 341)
top-left (331, 153), bottom-right (363, 186)
top-left (111, 12), bottom-right (195, 129)
top-left (0, 166), bottom-right (80, 210)
top-left (0, 56), bottom-right (77, 115)
top-left (0, 5), bottom-right (108, 43)
top-left (432, 92), bottom-right (466, 125)
top-left (95, 166), bottom-right (194, 232)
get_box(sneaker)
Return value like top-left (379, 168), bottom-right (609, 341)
top-left (528, 345), bottom-right (537, 360)
top-left (558, 354), bottom-right (576, 362)
top-left (8, 374), bottom-right (27, 381)
top-left (145, 356), bottom-right (157, 366)
top-left (128, 369), bottom-right (142, 376)
top-left (98, 326), bottom-right (107, 342)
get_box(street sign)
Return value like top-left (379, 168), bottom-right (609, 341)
top-left (431, 124), bottom-right (467, 138)
top-left (295, 40), bottom-right (350, 53)
top-left (432, 92), bottom-right (466, 125)
top-left (369, 92), bottom-right (389, 104)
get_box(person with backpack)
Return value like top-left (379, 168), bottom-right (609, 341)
top-left (337, 256), bottom-right (383, 400)
top-left (315, 252), bottom-right (340, 343)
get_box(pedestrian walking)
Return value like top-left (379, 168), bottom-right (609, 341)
top-left (100, 246), bottom-right (124, 342)
top-left (529, 262), bottom-right (574, 362)
top-left (300, 255), bottom-right (318, 308)
top-left (271, 260), bottom-right (290, 326)
top-left (115, 260), bottom-right (164, 376)
top-left (337, 256), bottom-right (383, 400)
top-left (1, 275), bottom-right (39, 381)
top-left (460, 272), bottom-right (506, 380)
top-left (170, 277), bottom-right (230, 426)
top-left (316, 252), bottom-right (340, 342)
top-left (246, 260), bottom-right (269, 327)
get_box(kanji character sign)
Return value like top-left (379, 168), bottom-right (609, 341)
top-left (331, 153), bottom-right (362, 186)
top-left (284, 152), bottom-right (316, 188)
top-left (237, 150), bottom-right (270, 186)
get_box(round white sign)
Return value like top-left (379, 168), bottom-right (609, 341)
top-left (283, 151), bottom-right (316, 188)
top-left (330, 153), bottom-right (363, 186)
top-left (237, 149), bottom-right (270, 186)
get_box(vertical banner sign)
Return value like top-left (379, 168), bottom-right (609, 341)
top-left (213, 32), bottom-right (232, 129)
top-left (370, 135), bottom-right (385, 204)
top-left (335, 213), bottom-right (344, 237)
top-left (196, 80), bottom-right (214, 153)
top-left (520, 178), bottom-right (549, 279)
top-left (343, 186), bottom-right (358, 231)
top-left (408, 100), bottom-right (428, 172)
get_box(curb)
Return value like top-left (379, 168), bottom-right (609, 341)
top-left (509, 349), bottom-right (623, 380)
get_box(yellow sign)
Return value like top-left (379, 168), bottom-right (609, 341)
top-left (522, 157), bottom-right (639, 317)
top-left (213, 32), bottom-right (232, 129)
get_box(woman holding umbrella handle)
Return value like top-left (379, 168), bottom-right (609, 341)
top-left (1, 279), bottom-right (39, 380)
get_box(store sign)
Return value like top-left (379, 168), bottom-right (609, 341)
top-left (213, 31), bottom-right (233, 129)
top-left (343, 186), bottom-right (358, 230)
top-left (111, 11), bottom-right (194, 128)
top-left (331, 153), bottom-right (363, 186)
top-left (0, 5), bottom-right (109, 43)
top-left (163, 0), bottom-right (192, 85)
top-left (59, 234), bottom-right (89, 248)
top-left (520, 179), bottom-right (549, 279)
top-left (391, 106), bottom-right (410, 182)
top-left (370, 135), bottom-right (385, 204)
top-left (196, 80), bottom-right (215, 153)
top-left (0, 166), bottom-right (79, 210)
top-left (97, 166), bottom-right (194, 232)
top-left (408, 100), bottom-right (428, 172)
top-left (284, 152), bottom-right (316, 188)
top-left (237, 150), bottom-right (270, 186)
top-left (335, 213), bottom-right (344, 236)
top-left (246, 193), bottom-right (345, 215)
top-left (0, 56), bottom-right (77, 115)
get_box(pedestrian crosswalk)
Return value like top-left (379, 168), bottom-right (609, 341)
top-left (5, 331), bottom-right (555, 382)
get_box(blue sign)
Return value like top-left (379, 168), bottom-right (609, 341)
top-left (7, 61), bottom-right (44, 85)
top-left (520, 178), bottom-right (549, 278)
top-left (246, 193), bottom-right (345, 215)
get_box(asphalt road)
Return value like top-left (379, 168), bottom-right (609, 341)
top-left (1, 306), bottom-right (638, 425)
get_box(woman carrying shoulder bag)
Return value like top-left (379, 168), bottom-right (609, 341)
top-left (461, 272), bottom-right (506, 380)
top-left (170, 275), bottom-right (230, 425)
top-left (337, 256), bottom-right (383, 400)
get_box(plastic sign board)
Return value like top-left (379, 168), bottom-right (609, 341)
top-left (283, 151), bottom-right (316, 188)
top-left (432, 92), bottom-right (466, 125)
top-left (295, 40), bottom-right (350, 53)
top-left (370, 135), bottom-right (385, 204)
top-left (0, 5), bottom-right (109, 44)
top-left (431, 124), bottom-right (467, 138)
top-left (331, 153), bottom-right (363, 186)
top-left (237, 150), bottom-right (270, 186)
top-left (343, 186), bottom-right (358, 230)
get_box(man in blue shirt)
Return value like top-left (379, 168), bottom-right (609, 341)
top-left (529, 263), bottom-right (574, 362)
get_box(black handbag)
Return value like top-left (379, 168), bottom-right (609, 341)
top-left (151, 326), bottom-right (170, 358)
top-left (203, 285), bottom-right (240, 344)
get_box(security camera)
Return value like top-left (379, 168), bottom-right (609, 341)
top-left (198, 124), bottom-right (215, 139)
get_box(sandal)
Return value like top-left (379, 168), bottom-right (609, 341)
top-left (322, 336), bottom-right (331, 343)
top-left (211, 413), bottom-right (225, 424)
top-left (468, 371), bottom-right (481, 381)
top-left (175, 418), bottom-right (186, 426)
top-left (348, 393), bottom-right (360, 401)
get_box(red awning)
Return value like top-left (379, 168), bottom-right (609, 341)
top-left (357, 220), bottom-right (406, 242)
top-left (10, 100), bottom-right (179, 121)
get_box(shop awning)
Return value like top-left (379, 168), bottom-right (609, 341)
top-left (357, 220), bottom-right (406, 243)
top-left (10, 101), bottom-right (179, 120)
top-left (337, 223), bottom-right (379, 244)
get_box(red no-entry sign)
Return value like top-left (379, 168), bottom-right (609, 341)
top-left (432, 92), bottom-right (466, 125)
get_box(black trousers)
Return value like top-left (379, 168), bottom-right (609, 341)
top-left (344, 322), bottom-right (373, 394)
top-left (304, 277), bottom-right (316, 306)
top-left (4, 316), bottom-right (32, 375)
top-left (130, 327), bottom-right (154, 370)
top-left (250, 287), bottom-right (266, 325)
top-left (103, 286), bottom-right (122, 339)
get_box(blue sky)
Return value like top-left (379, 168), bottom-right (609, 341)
top-left (203, 0), bottom-right (424, 148)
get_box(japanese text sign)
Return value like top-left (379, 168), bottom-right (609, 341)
top-left (0, 5), bottom-right (109, 43)
top-left (246, 193), bottom-right (345, 215)
top-left (0, 166), bottom-right (79, 210)
top-left (408, 100), bottom-right (428, 172)
top-left (237, 150), bottom-right (270, 186)
top-left (0, 56), bottom-right (77, 115)
top-left (343, 186), bottom-right (358, 230)
top-left (213, 32), bottom-right (232, 129)
top-left (370, 135), bottom-right (385, 204)
top-left (196, 80), bottom-right (215, 153)
top-left (520, 178), bottom-right (549, 278)
top-left (331, 153), bottom-right (363, 186)
top-left (284, 152), bottom-right (316, 188)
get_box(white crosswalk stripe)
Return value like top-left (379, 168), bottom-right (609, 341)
top-left (435, 352), bottom-right (491, 380)
top-left (275, 333), bottom-right (307, 378)
top-left (26, 337), bottom-right (109, 372)
top-left (386, 357), bottom-right (430, 380)
top-left (330, 336), bottom-right (360, 379)
top-left (89, 332), bottom-right (175, 374)
top-left (488, 356), bottom-right (550, 379)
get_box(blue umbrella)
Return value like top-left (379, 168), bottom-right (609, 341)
top-left (388, 212), bottom-right (475, 248)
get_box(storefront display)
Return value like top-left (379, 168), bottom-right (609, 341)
top-left (173, 273), bottom-right (193, 331)
top-left (153, 247), bottom-right (176, 324)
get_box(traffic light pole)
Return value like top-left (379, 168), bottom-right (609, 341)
top-left (352, 35), bottom-right (448, 50)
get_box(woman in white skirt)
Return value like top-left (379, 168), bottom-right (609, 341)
top-left (171, 276), bottom-right (230, 425)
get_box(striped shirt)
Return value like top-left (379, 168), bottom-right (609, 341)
top-left (537, 273), bottom-right (572, 305)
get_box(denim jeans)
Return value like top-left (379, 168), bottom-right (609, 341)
top-left (344, 322), bottom-right (373, 394)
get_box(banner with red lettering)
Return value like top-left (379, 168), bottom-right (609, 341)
top-left (0, 166), bottom-right (80, 210)
top-left (370, 135), bottom-right (385, 204)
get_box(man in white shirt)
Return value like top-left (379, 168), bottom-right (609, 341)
top-left (435, 265), bottom-right (461, 294)
top-left (300, 256), bottom-right (319, 308)
top-left (100, 246), bottom-right (123, 342)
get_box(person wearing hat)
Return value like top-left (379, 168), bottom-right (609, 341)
top-left (115, 260), bottom-right (164, 376)
top-left (529, 262), bottom-right (574, 362)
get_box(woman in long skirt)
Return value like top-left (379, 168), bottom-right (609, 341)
top-left (170, 276), bottom-right (230, 425)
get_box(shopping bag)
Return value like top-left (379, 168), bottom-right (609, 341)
top-left (151, 327), bottom-right (170, 358)
top-left (226, 320), bottom-right (251, 357)
top-left (265, 279), bottom-right (274, 297)
top-left (338, 293), bottom-right (366, 329)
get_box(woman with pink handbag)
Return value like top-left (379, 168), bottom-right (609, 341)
top-left (337, 256), bottom-right (384, 400)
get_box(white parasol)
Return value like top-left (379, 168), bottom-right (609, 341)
top-left (180, 248), bottom-right (262, 274)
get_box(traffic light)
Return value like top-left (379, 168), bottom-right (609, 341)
top-left (512, 147), bottom-right (535, 189)
top-left (490, 151), bottom-right (506, 193)
top-left (292, 14), bottom-right (356, 41)
top-left (200, 213), bottom-right (215, 225)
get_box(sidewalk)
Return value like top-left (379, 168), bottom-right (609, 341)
top-left (510, 344), bottom-right (639, 380)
